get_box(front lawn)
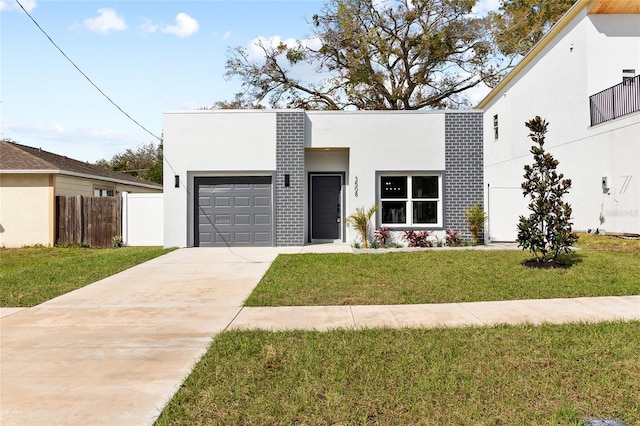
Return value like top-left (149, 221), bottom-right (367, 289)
top-left (0, 246), bottom-right (174, 307)
top-left (156, 321), bottom-right (640, 425)
top-left (246, 234), bottom-right (640, 306)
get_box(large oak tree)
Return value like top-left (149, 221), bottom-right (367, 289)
top-left (224, 0), bottom-right (501, 110)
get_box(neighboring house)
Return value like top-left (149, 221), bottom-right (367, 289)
top-left (479, 0), bottom-right (640, 241)
top-left (163, 110), bottom-right (483, 247)
top-left (0, 141), bottom-right (162, 247)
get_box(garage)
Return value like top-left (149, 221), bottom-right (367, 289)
top-left (194, 176), bottom-right (273, 247)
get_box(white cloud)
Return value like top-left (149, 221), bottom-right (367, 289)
top-left (0, 0), bottom-right (36, 12)
top-left (139, 18), bottom-right (160, 35)
top-left (472, 0), bottom-right (501, 16)
top-left (3, 120), bottom-right (65, 138)
top-left (1, 119), bottom-right (150, 162)
top-left (162, 12), bottom-right (199, 38)
top-left (83, 8), bottom-right (127, 34)
top-left (223, 31), bottom-right (232, 40)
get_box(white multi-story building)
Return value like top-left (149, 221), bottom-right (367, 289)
top-left (480, 0), bottom-right (640, 241)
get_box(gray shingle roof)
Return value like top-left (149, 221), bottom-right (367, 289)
top-left (0, 141), bottom-right (162, 189)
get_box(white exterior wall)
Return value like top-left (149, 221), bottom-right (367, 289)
top-left (484, 11), bottom-right (640, 240)
top-left (163, 110), bottom-right (447, 247)
top-left (0, 173), bottom-right (53, 247)
top-left (122, 192), bottom-right (164, 246)
top-left (306, 111), bottom-right (446, 244)
top-left (163, 110), bottom-right (278, 247)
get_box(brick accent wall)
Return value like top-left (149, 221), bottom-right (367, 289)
top-left (444, 112), bottom-right (484, 243)
top-left (275, 111), bottom-right (305, 246)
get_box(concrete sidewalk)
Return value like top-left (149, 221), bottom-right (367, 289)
top-left (1, 245), bottom-right (638, 426)
top-left (230, 296), bottom-right (640, 331)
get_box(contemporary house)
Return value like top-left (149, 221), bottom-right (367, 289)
top-left (163, 110), bottom-right (483, 247)
top-left (163, 0), bottom-right (639, 248)
top-left (480, 0), bottom-right (640, 241)
top-left (0, 141), bottom-right (162, 247)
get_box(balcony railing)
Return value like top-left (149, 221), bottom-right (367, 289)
top-left (590, 75), bottom-right (640, 126)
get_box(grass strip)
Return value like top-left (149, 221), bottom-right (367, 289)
top-left (246, 235), bottom-right (640, 306)
top-left (0, 246), bottom-right (174, 307)
top-left (156, 321), bottom-right (640, 425)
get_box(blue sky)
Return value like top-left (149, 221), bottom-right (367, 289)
top-left (1, 0), bottom-right (499, 162)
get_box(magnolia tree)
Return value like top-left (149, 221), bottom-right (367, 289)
top-left (516, 116), bottom-right (578, 263)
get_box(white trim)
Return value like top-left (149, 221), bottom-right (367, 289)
top-left (0, 169), bottom-right (162, 190)
top-left (378, 173), bottom-right (443, 228)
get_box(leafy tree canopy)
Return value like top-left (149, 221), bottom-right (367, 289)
top-left (96, 142), bottom-right (163, 184)
top-left (490, 0), bottom-right (576, 58)
top-left (224, 0), bottom-right (503, 110)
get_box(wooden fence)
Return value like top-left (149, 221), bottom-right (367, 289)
top-left (56, 195), bottom-right (122, 248)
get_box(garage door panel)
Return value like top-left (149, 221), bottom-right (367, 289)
top-left (199, 232), bottom-right (212, 244)
top-left (254, 232), bottom-right (271, 243)
top-left (235, 214), bottom-right (251, 225)
top-left (214, 196), bottom-right (231, 207)
top-left (213, 214), bottom-right (231, 225)
top-left (234, 196), bottom-right (251, 207)
top-left (233, 233), bottom-right (251, 244)
top-left (214, 232), bottom-right (231, 244)
top-left (198, 197), bottom-right (212, 208)
top-left (195, 176), bottom-right (273, 247)
top-left (254, 196), bottom-right (270, 207)
top-left (254, 214), bottom-right (271, 225)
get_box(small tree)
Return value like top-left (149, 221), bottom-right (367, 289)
top-left (517, 116), bottom-right (578, 263)
top-left (346, 205), bottom-right (378, 248)
top-left (464, 202), bottom-right (487, 246)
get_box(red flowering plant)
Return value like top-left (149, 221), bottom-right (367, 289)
top-left (403, 230), bottom-right (432, 247)
top-left (374, 227), bottom-right (392, 246)
top-left (445, 229), bottom-right (461, 246)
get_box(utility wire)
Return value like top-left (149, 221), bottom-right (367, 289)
top-left (15, 0), bottom-right (161, 142)
top-left (16, 1), bottom-right (268, 261)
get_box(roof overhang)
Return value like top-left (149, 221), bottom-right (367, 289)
top-left (589, 0), bottom-right (640, 14)
top-left (0, 169), bottom-right (162, 190)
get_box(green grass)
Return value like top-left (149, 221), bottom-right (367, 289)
top-left (156, 321), bottom-right (640, 425)
top-left (157, 234), bottom-right (640, 424)
top-left (246, 234), bottom-right (640, 306)
top-left (0, 246), bottom-right (174, 307)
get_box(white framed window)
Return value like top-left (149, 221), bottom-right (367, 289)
top-left (493, 114), bottom-right (499, 140)
top-left (93, 188), bottom-right (114, 197)
top-left (379, 174), bottom-right (442, 227)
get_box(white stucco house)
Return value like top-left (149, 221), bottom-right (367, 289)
top-left (163, 0), bottom-right (639, 248)
top-left (163, 110), bottom-right (483, 247)
top-left (479, 0), bottom-right (640, 241)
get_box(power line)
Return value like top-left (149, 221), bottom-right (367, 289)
top-left (15, 0), bottom-right (162, 142)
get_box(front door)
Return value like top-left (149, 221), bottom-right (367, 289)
top-left (311, 175), bottom-right (342, 240)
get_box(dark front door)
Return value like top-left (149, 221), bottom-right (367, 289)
top-left (311, 175), bottom-right (341, 240)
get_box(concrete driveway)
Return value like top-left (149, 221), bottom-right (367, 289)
top-left (1, 244), bottom-right (638, 426)
top-left (0, 247), bottom-right (291, 426)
